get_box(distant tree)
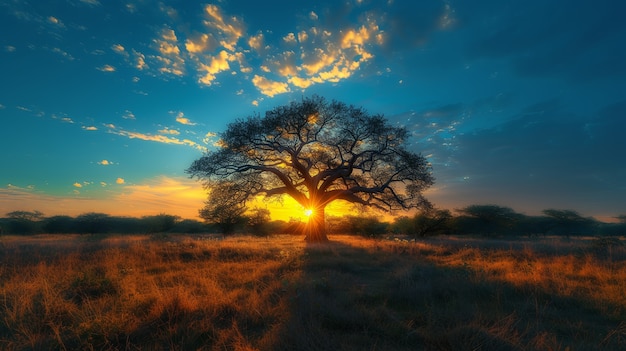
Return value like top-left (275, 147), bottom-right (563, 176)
top-left (614, 215), bottom-right (626, 223)
top-left (246, 207), bottom-right (272, 236)
top-left (456, 204), bottom-right (522, 236)
top-left (142, 214), bottom-right (180, 233)
top-left (198, 182), bottom-right (247, 235)
top-left (391, 216), bottom-right (413, 235)
top-left (75, 213), bottom-right (111, 234)
top-left (413, 207), bottom-right (451, 237)
top-left (6, 210), bottom-right (44, 221)
top-left (187, 96), bottom-right (434, 242)
top-left (42, 215), bottom-right (75, 234)
top-left (542, 209), bottom-right (597, 236)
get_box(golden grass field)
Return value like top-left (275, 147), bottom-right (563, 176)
top-left (1, 233), bottom-right (625, 350)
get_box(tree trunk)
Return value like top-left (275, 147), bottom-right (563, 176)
top-left (304, 206), bottom-right (328, 242)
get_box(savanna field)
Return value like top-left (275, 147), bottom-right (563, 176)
top-left (1, 234), bottom-right (625, 350)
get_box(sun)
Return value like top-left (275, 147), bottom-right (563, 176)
top-left (304, 209), bottom-right (313, 217)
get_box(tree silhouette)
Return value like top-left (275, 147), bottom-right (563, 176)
top-left (198, 182), bottom-right (247, 235)
top-left (187, 96), bottom-right (434, 242)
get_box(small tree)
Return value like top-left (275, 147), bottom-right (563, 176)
top-left (247, 207), bottom-right (271, 236)
top-left (198, 182), bottom-right (247, 235)
top-left (542, 209), bottom-right (597, 236)
top-left (188, 96), bottom-right (434, 242)
top-left (413, 207), bottom-right (451, 237)
top-left (456, 205), bottom-right (521, 236)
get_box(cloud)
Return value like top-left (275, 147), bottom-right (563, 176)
top-left (98, 160), bottom-right (112, 165)
top-left (82, 125), bottom-right (97, 131)
top-left (73, 182), bottom-right (83, 188)
top-left (173, 111), bottom-right (196, 125)
top-left (185, 33), bottom-right (217, 54)
top-left (248, 32), bottom-right (266, 54)
top-left (197, 50), bottom-right (232, 85)
top-left (108, 126), bottom-right (206, 152)
top-left (79, 0), bottom-right (101, 6)
top-left (152, 28), bottom-right (185, 76)
top-left (122, 110), bottom-right (136, 119)
top-left (251, 75), bottom-right (290, 97)
top-left (47, 16), bottom-right (64, 28)
top-left (116, 178), bottom-right (125, 184)
top-left (111, 44), bottom-right (125, 53)
top-left (158, 128), bottom-right (180, 135)
top-left (97, 64), bottom-right (116, 72)
top-left (203, 4), bottom-right (245, 52)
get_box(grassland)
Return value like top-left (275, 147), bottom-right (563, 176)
top-left (0, 234), bottom-right (625, 350)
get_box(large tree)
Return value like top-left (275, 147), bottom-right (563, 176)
top-left (187, 96), bottom-right (434, 242)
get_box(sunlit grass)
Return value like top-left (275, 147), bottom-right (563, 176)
top-left (0, 234), bottom-right (624, 350)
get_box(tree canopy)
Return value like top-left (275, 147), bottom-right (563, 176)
top-left (187, 96), bottom-right (434, 242)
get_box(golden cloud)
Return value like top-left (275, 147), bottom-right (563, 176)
top-left (197, 50), bottom-right (232, 85)
top-left (185, 33), bottom-right (217, 54)
top-left (174, 112), bottom-right (196, 125)
top-left (73, 182), bottom-right (82, 188)
top-left (116, 178), bottom-right (125, 184)
top-left (252, 75), bottom-right (290, 97)
top-left (203, 4), bottom-right (245, 52)
top-left (158, 128), bottom-right (180, 135)
top-left (98, 64), bottom-right (116, 72)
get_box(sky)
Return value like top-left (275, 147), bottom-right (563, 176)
top-left (1, 0), bottom-right (625, 222)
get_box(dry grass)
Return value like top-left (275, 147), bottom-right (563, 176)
top-left (0, 234), bottom-right (625, 350)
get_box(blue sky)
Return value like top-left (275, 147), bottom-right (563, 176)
top-left (1, 0), bottom-right (625, 221)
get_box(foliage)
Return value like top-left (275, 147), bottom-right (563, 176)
top-left (413, 207), bottom-right (452, 236)
top-left (6, 210), bottom-right (44, 221)
top-left (542, 209), bottom-right (597, 236)
top-left (455, 204), bottom-right (524, 236)
top-left (142, 214), bottom-right (180, 233)
top-left (187, 96), bottom-right (434, 242)
top-left (198, 182), bottom-right (247, 235)
top-left (327, 215), bottom-right (389, 237)
top-left (246, 207), bottom-right (272, 236)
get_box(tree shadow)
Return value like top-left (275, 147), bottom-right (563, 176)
top-left (268, 236), bottom-right (626, 351)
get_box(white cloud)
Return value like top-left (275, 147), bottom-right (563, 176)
top-left (283, 33), bottom-right (296, 44)
top-left (80, 0), bottom-right (101, 5)
top-left (123, 110), bottom-right (136, 119)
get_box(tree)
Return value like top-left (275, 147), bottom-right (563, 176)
top-left (456, 204), bottom-right (522, 236)
top-left (6, 210), bottom-right (44, 221)
top-left (413, 207), bottom-right (451, 237)
top-left (542, 209), bottom-right (597, 236)
top-left (198, 182), bottom-right (247, 235)
top-left (187, 96), bottom-right (434, 242)
top-left (246, 207), bottom-right (271, 236)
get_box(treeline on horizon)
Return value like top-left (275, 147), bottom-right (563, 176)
top-left (1, 205), bottom-right (625, 238)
